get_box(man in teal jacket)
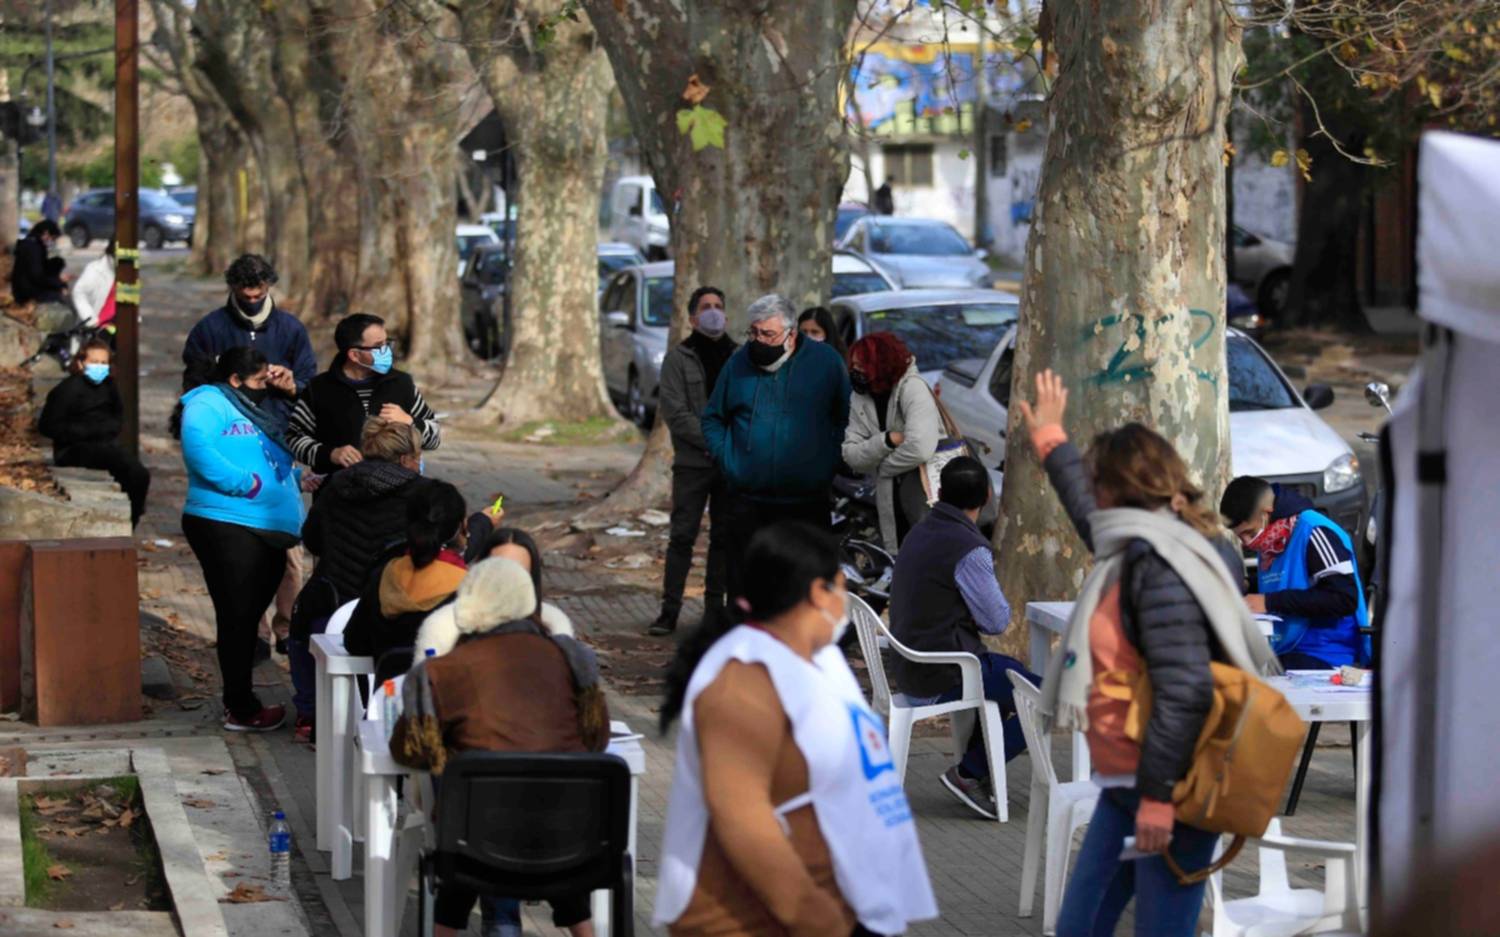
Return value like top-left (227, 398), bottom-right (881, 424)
top-left (702, 293), bottom-right (850, 617)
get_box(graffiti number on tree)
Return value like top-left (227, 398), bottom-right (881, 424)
top-left (1086, 308), bottom-right (1218, 388)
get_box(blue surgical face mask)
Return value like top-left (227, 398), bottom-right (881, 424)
top-left (370, 346), bottom-right (394, 375)
top-left (83, 363), bottom-right (110, 384)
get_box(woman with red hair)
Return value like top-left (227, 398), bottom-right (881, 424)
top-left (841, 332), bottom-right (944, 550)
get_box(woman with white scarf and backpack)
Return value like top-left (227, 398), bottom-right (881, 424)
top-left (1018, 370), bottom-right (1281, 937)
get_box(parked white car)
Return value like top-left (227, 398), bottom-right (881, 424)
top-left (607, 175), bottom-right (671, 260)
top-left (1232, 224), bottom-right (1295, 320)
top-left (455, 223), bottom-right (500, 278)
top-left (935, 326), bottom-right (1366, 541)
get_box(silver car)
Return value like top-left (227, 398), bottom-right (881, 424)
top-left (1232, 225), bottom-right (1294, 320)
top-left (597, 255), bottom-right (901, 426)
top-left (836, 216), bottom-right (993, 289)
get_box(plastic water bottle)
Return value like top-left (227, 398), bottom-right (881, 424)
top-left (268, 810), bottom-right (291, 895)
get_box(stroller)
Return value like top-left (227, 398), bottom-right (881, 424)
top-left (23, 318), bottom-right (113, 370)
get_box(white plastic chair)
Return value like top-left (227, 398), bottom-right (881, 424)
top-left (325, 598), bottom-right (356, 636)
top-left (1207, 818), bottom-right (1361, 937)
top-left (848, 594), bottom-right (1010, 822)
top-left (1007, 670), bottom-right (1100, 936)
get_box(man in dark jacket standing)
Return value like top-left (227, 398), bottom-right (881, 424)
top-left (649, 285), bottom-right (737, 636)
top-left (182, 253), bottom-right (316, 659)
top-left (703, 293), bottom-right (850, 618)
top-left (286, 313), bottom-right (441, 474)
top-left (888, 456), bottom-right (1032, 819)
top-left (182, 254), bottom-right (316, 431)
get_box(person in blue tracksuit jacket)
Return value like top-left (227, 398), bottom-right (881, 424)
top-left (179, 346), bottom-right (305, 732)
top-left (1221, 477), bottom-right (1368, 669)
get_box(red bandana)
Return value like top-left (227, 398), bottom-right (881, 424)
top-left (1248, 517), bottom-right (1296, 565)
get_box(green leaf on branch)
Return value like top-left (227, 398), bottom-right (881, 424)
top-left (677, 106), bottom-right (727, 151)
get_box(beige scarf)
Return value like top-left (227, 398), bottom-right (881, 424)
top-left (1040, 508), bottom-right (1282, 733)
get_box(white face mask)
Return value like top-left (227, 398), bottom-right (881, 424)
top-left (818, 583), bottom-right (851, 647)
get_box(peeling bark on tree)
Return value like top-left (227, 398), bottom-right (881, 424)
top-left (459, 0), bottom-right (622, 428)
top-left (318, 0), bottom-right (473, 375)
top-left (580, 0), bottom-right (857, 511)
top-left (995, 0), bottom-right (1239, 657)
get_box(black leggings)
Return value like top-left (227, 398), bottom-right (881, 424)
top-left (182, 514), bottom-right (287, 719)
top-left (56, 442), bottom-right (150, 526)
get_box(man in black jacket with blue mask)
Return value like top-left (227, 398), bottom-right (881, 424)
top-left (286, 313), bottom-right (441, 476)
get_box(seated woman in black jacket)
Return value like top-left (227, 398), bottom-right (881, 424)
top-left (37, 337), bottom-right (150, 526)
top-left (286, 418), bottom-right (427, 742)
top-left (342, 479), bottom-right (468, 684)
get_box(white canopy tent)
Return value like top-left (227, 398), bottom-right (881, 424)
top-left (1376, 131), bottom-right (1500, 912)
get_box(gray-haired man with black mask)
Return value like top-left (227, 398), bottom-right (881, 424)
top-left (649, 285), bottom-right (738, 636)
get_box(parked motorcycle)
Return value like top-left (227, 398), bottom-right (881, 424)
top-left (831, 472), bottom-right (894, 613)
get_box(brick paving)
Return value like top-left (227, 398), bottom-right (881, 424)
top-left (16, 250), bottom-right (1363, 936)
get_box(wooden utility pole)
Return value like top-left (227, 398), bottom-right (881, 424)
top-left (114, 0), bottom-right (140, 459)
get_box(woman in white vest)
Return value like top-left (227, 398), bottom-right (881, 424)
top-left (654, 521), bottom-right (937, 936)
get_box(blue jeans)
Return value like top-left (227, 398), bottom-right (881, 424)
top-left (933, 652), bottom-right (1033, 780)
top-left (1056, 789), bottom-right (1220, 937)
top-left (286, 615), bottom-right (330, 721)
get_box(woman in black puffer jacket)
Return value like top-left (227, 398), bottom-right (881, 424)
top-left (286, 418), bottom-right (426, 741)
top-left (1019, 369), bottom-right (1273, 937)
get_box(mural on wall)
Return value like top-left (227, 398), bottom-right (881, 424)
top-left (849, 42), bottom-right (1032, 136)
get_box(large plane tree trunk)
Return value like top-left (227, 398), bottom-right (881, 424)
top-left (459, 0), bottom-right (622, 427)
top-left (319, 0), bottom-right (473, 375)
top-left (579, 0), bottom-right (857, 513)
top-left (995, 0), bottom-right (1239, 654)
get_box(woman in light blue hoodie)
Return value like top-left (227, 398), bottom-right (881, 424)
top-left (180, 346), bottom-right (305, 732)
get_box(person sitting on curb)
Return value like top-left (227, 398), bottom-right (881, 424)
top-left (1220, 476), bottom-right (1369, 669)
top-left (887, 456), bottom-right (1033, 819)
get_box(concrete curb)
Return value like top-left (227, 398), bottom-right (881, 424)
top-left (0, 782), bottom-right (22, 907)
top-left (131, 747), bottom-right (229, 937)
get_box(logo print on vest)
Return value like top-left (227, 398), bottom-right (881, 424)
top-left (849, 705), bottom-right (895, 781)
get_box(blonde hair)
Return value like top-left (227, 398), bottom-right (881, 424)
top-left (1088, 423), bottom-right (1222, 538)
top-left (360, 417), bottom-right (419, 463)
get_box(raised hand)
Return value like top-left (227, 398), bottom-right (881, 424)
top-left (1016, 368), bottom-right (1069, 435)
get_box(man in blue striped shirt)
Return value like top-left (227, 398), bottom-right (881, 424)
top-left (888, 456), bottom-right (1034, 820)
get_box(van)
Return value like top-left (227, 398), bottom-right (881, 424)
top-left (607, 175), bottom-right (671, 260)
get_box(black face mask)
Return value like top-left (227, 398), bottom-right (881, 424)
top-left (746, 339), bottom-right (788, 369)
top-left (849, 372), bottom-right (872, 396)
top-left (234, 293), bottom-right (268, 317)
top-left (240, 385), bottom-right (270, 405)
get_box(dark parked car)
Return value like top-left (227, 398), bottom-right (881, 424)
top-left (460, 243), bottom-right (510, 359)
top-left (168, 186), bottom-right (197, 209)
top-left (64, 188), bottom-right (194, 250)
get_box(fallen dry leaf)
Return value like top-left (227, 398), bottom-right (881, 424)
top-left (61, 826), bottom-right (89, 839)
top-left (682, 72), bottom-right (711, 105)
top-left (200, 768), bottom-right (226, 776)
top-left (109, 902), bottom-right (126, 911)
top-left (53, 920), bottom-right (74, 930)
top-left (222, 883), bottom-right (280, 903)
top-left (125, 873), bottom-right (141, 887)
top-left (115, 807), bottom-right (136, 829)
top-left (182, 798), bottom-right (218, 809)
top-left (203, 851), bottom-right (228, 863)
top-left (33, 795), bottom-right (68, 814)
top-left (46, 864), bottom-right (72, 881)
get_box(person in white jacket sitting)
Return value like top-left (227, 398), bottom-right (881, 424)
top-left (71, 241), bottom-right (117, 327)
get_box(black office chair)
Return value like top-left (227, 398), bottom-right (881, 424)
top-left (418, 751), bottom-right (634, 937)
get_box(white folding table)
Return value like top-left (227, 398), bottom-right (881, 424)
top-left (1265, 672), bottom-right (1373, 918)
top-left (357, 719), bottom-right (646, 937)
top-left (311, 632), bottom-right (374, 880)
